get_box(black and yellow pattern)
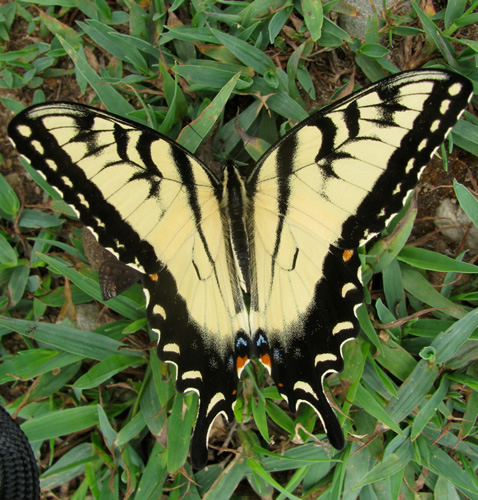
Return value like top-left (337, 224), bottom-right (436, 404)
top-left (8, 69), bottom-right (472, 468)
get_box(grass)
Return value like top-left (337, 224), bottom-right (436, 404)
top-left (0, 1), bottom-right (478, 498)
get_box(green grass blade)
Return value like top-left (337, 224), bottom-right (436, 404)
top-left (410, 376), bottom-right (449, 440)
top-left (454, 179), bottom-right (478, 226)
top-left (57, 36), bottom-right (135, 115)
top-left (398, 247), bottom-right (478, 273)
top-left (386, 360), bottom-right (439, 425)
top-left (432, 308), bottom-right (478, 364)
top-left (73, 354), bottom-right (146, 390)
top-left (355, 384), bottom-right (404, 435)
top-left (247, 458), bottom-right (301, 500)
top-left (22, 406), bottom-right (99, 441)
top-left (300, 0), bottom-right (323, 41)
top-left (401, 264), bottom-right (468, 319)
top-left (355, 440), bottom-right (413, 488)
top-left (451, 116), bottom-right (478, 156)
top-left (0, 316), bottom-right (137, 360)
top-left (0, 349), bottom-right (82, 384)
top-left (211, 28), bottom-right (275, 75)
top-left (177, 72), bottom-right (241, 152)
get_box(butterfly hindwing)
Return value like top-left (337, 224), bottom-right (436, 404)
top-left (8, 70), bottom-right (472, 468)
top-left (247, 70), bottom-right (472, 445)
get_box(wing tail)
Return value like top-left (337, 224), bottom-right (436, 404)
top-left (256, 247), bottom-right (362, 448)
top-left (146, 272), bottom-right (250, 468)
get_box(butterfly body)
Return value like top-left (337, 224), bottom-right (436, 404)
top-left (8, 70), bottom-right (472, 468)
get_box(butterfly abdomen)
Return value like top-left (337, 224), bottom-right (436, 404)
top-left (223, 162), bottom-right (251, 293)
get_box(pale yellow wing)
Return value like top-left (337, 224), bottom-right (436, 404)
top-left (246, 70), bottom-right (472, 447)
top-left (8, 103), bottom-right (250, 468)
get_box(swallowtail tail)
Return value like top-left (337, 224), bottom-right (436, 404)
top-left (8, 69), bottom-right (472, 468)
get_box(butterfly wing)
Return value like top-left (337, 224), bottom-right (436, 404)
top-left (246, 70), bottom-right (472, 447)
top-left (8, 103), bottom-right (250, 468)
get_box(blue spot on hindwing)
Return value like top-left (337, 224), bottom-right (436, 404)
top-left (236, 336), bottom-right (248, 348)
top-left (256, 334), bottom-right (267, 347)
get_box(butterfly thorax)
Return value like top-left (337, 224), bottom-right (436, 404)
top-left (223, 162), bottom-right (251, 293)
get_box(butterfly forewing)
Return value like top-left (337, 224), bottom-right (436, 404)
top-left (247, 70), bottom-right (472, 447)
top-left (8, 70), bottom-right (473, 469)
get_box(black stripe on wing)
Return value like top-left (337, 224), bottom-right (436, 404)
top-left (257, 247), bottom-right (362, 449)
top-left (313, 71), bottom-right (472, 247)
top-left (9, 105), bottom-right (157, 271)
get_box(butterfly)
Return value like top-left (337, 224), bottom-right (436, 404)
top-left (8, 69), bottom-right (472, 468)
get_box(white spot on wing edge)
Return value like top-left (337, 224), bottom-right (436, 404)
top-left (46, 159), bottom-right (58, 172)
top-left (151, 328), bottom-right (160, 343)
top-left (165, 359), bottom-right (179, 380)
top-left (182, 388), bottom-right (232, 457)
top-left (314, 353), bottom-right (338, 365)
top-left (294, 381), bottom-right (319, 400)
top-left (153, 304), bottom-right (166, 319)
top-left (440, 100), bottom-right (451, 114)
top-left (297, 335), bottom-right (356, 438)
top-left (143, 288), bottom-right (150, 307)
top-left (77, 193), bottom-right (89, 208)
top-left (68, 203), bottom-right (80, 218)
top-left (30, 140), bottom-right (44, 154)
top-left (206, 392), bottom-right (226, 416)
top-left (341, 282), bottom-right (356, 297)
top-left (182, 370), bottom-right (203, 381)
top-left (127, 260), bottom-right (144, 273)
top-left (183, 385), bottom-right (199, 397)
top-left (61, 176), bottom-right (74, 188)
top-left (317, 336), bottom-right (357, 418)
top-left (430, 120), bottom-right (440, 133)
top-left (417, 138), bottom-right (427, 151)
top-left (404, 158), bottom-right (415, 174)
top-left (332, 321), bottom-right (354, 335)
top-left (298, 398), bottom-right (330, 435)
top-left (51, 185), bottom-right (64, 199)
top-left (338, 334), bottom-right (356, 362)
top-left (163, 343), bottom-right (180, 354)
top-left (92, 217), bottom-right (105, 229)
top-left (392, 183), bottom-right (402, 195)
top-left (448, 81), bottom-right (463, 97)
top-left (16, 124), bottom-right (33, 138)
top-left (353, 302), bottom-right (362, 317)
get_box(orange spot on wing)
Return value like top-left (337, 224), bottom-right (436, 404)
top-left (149, 273), bottom-right (159, 281)
top-left (260, 353), bottom-right (271, 369)
top-left (343, 249), bottom-right (354, 262)
top-left (236, 355), bottom-right (248, 373)
top-left (278, 382), bottom-right (284, 388)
